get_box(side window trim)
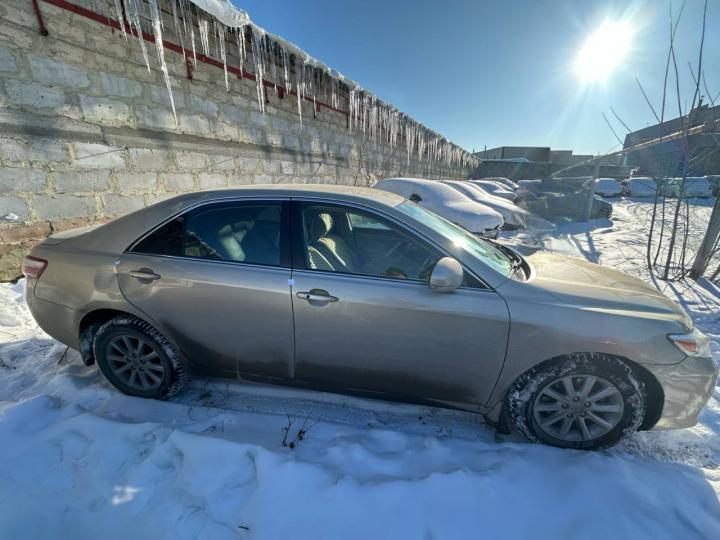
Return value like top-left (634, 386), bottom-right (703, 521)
top-left (289, 199), bottom-right (486, 289)
top-left (128, 198), bottom-right (292, 269)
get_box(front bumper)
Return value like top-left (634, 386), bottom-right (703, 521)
top-left (643, 355), bottom-right (718, 430)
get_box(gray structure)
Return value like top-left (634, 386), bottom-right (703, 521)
top-left (622, 103), bottom-right (720, 177)
top-left (473, 146), bottom-right (628, 180)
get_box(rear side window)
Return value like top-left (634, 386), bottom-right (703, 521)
top-left (132, 202), bottom-right (284, 266)
top-left (133, 217), bottom-right (183, 256)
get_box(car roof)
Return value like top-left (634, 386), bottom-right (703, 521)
top-left (47, 182), bottom-right (515, 289)
top-left (55, 184), bottom-right (407, 254)
top-left (153, 183), bottom-right (406, 206)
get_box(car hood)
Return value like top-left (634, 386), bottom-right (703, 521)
top-left (469, 195), bottom-right (526, 226)
top-left (430, 201), bottom-right (503, 233)
top-left (526, 252), bottom-right (692, 329)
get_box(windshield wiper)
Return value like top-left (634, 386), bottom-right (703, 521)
top-left (484, 238), bottom-right (525, 275)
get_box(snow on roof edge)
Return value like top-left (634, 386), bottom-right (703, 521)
top-left (187, 0), bottom-right (472, 154)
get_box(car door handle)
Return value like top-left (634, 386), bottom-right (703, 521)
top-left (296, 290), bottom-right (339, 303)
top-left (125, 269), bottom-right (162, 281)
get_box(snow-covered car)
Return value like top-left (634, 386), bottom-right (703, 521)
top-left (443, 181), bottom-right (553, 231)
top-left (373, 178), bottom-right (503, 237)
top-left (627, 177), bottom-right (658, 197)
top-left (23, 185), bottom-right (717, 450)
top-left (475, 176), bottom-right (519, 191)
top-left (681, 177), bottom-right (712, 198)
top-left (658, 178), bottom-right (680, 198)
top-left (707, 175), bottom-right (720, 196)
top-left (517, 179), bottom-right (542, 190)
top-left (514, 178), bottom-right (613, 220)
top-left (594, 178), bottom-right (623, 197)
top-left (468, 180), bottom-right (517, 201)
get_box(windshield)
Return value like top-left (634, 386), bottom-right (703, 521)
top-left (396, 201), bottom-right (513, 275)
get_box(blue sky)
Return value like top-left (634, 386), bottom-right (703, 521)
top-left (237, 0), bottom-right (719, 155)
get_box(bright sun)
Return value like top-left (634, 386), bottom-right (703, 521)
top-left (575, 21), bottom-right (633, 82)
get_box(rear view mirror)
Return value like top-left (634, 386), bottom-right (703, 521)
top-left (429, 257), bottom-right (463, 292)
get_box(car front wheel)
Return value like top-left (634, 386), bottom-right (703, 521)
top-left (507, 354), bottom-right (646, 449)
top-left (94, 315), bottom-right (189, 399)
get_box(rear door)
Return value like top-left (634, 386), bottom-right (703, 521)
top-left (290, 201), bottom-right (510, 407)
top-left (116, 199), bottom-right (294, 379)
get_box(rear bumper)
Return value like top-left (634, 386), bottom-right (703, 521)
top-left (643, 355), bottom-right (718, 430)
top-left (26, 279), bottom-right (82, 349)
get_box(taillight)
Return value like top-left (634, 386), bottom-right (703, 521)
top-left (22, 256), bottom-right (47, 279)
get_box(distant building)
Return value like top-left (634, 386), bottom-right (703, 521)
top-left (473, 146), bottom-right (629, 180)
top-left (622, 102), bottom-right (720, 177)
top-left (475, 146), bottom-right (551, 162)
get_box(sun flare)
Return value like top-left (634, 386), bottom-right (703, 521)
top-left (575, 20), bottom-right (633, 82)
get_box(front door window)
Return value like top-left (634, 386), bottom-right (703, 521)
top-left (300, 204), bottom-right (440, 281)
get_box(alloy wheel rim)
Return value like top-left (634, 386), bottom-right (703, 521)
top-left (106, 334), bottom-right (165, 391)
top-left (533, 374), bottom-right (624, 443)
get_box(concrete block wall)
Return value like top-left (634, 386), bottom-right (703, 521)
top-left (0, 0), bottom-right (474, 280)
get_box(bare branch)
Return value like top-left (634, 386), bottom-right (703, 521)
top-left (610, 106), bottom-right (632, 133)
top-left (689, 0), bottom-right (708, 113)
top-left (602, 112), bottom-right (624, 145)
top-left (702, 72), bottom-right (717, 107)
top-left (636, 77), bottom-right (662, 124)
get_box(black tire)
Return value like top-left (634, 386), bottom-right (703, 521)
top-left (94, 315), bottom-right (189, 399)
top-left (507, 353), bottom-right (646, 450)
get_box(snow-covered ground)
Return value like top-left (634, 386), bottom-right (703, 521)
top-left (1, 199), bottom-right (719, 539)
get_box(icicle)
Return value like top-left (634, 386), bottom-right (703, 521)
top-left (124, 0), bottom-right (151, 71)
top-left (272, 42), bottom-right (279, 97)
top-left (170, 0), bottom-right (184, 53)
top-left (213, 21), bottom-right (220, 60)
top-left (178, 0), bottom-right (190, 36)
top-left (236, 25), bottom-right (246, 76)
top-left (281, 48), bottom-right (290, 95)
top-left (103, 0), bottom-right (475, 169)
top-left (251, 30), bottom-right (266, 112)
top-left (295, 58), bottom-right (304, 126)
top-left (113, 0), bottom-right (126, 39)
top-left (348, 90), bottom-right (355, 130)
top-left (187, 2), bottom-right (197, 62)
top-left (215, 21), bottom-right (229, 91)
top-left (199, 17), bottom-right (210, 56)
top-left (147, 0), bottom-right (177, 125)
top-left (312, 75), bottom-right (317, 116)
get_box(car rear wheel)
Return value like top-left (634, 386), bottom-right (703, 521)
top-left (94, 315), bottom-right (189, 399)
top-left (507, 354), bottom-right (646, 449)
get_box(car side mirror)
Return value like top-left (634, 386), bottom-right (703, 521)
top-left (429, 257), bottom-right (464, 292)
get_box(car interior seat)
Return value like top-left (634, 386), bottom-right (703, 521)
top-left (307, 212), bottom-right (359, 272)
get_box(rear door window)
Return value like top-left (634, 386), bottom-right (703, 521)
top-left (132, 202), bottom-right (286, 267)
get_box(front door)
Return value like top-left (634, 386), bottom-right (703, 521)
top-left (290, 201), bottom-right (510, 407)
top-left (117, 199), bottom-right (294, 379)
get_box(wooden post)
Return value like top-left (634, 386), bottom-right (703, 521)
top-left (690, 197), bottom-right (720, 279)
top-left (584, 160), bottom-right (601, 221)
